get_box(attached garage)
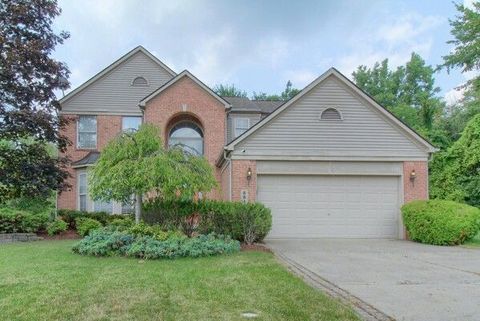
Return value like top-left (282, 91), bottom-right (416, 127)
top-left (257, 174), bottom-right (400, 239)
top-left (222, 69), bottom-right (436, 240)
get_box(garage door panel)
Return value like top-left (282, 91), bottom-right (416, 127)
top-left (258, 175), bottom-right (400, 239)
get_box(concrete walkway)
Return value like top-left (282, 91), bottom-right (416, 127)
top-left (267, 239), bottom-right (480, 321)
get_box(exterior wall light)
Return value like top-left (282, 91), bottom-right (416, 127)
top-left (246, 167), bottom-right (252, 181)
top-left (410, 169), bottom-right (416, 182)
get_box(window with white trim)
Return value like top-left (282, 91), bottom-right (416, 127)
top-left (77, 115), bottom-right (97, 148)
top-left (234, 118), bottom-right (250, 137)
top-left (122, 116), bottom-right (142, 132)
top-left (78, 173), bottom-right (87, 211)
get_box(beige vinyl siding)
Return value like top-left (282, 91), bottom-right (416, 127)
top-left (234, 75), bottom-right (428, 160)
top-left (227, 113), bottom-right (262, 143)
top-left (61, 51), bottom-right (173, 115)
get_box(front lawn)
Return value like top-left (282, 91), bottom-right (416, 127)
top-left (0, 241), bottom-right (359, 321)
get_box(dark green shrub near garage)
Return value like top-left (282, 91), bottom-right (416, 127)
top-left (401, 200), bottom-right (480, 245)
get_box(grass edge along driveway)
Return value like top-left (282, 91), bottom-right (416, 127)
top-left (0, 240), bottom-right (359, 321)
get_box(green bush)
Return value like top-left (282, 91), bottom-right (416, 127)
top-left (58, 209), bottom-right (133, 229)
top-left (143, 199), bottom-right (272, 244)
top-left (127, 222), bottom-right (186, 241)
top-left (75, 218), bottom-right (102, 236)
top-left (72, 228), bottom-right (240, 259)
top-left (108, 217), bottom-right (135, 231)
top-left (0, 207), bottom-right (49, 233)
top-left (46, 219), bottom-right (68, 236)
top-left (402, 200), bottom-right (480, 245)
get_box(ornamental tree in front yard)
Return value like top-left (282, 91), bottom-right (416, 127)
top-left (89, 124), bottom-right (217, 223)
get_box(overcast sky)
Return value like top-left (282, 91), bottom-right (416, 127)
top-left (53, 0), bottom-right (473, 105)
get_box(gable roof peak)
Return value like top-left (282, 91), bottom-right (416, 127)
top-left (59, 45), bottom-right (176, 104)
top-left (139, 69), bottom-right (231, 108)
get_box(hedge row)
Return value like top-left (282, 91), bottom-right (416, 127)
top-left (143, 199), bottom-right (272, 244)
top-left (0, 207), bottom-right (49, 233)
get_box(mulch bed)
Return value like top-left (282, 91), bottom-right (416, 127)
top-left (38, 229), bottom-right (81, 240)
top-left (241, 243), bottom-right (272, 253)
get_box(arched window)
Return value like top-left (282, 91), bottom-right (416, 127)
top-left (320, 108), bottom-right (342, 120)
top-left (132, 76), bottom-right (148, 86)
top-left (168, 122), bottom-right (204, 155)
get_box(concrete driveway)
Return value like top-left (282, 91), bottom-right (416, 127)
top-left (267, 239), bottom-right (480, 321)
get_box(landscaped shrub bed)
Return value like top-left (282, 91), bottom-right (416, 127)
top-left (75, 217), bottom-right (103, 236)
top-left (402, 200), bottom-right (480, 245)
top-left (58, 209), bottom-right (134, 229)
top-left (143, 200), bottom-right (272, 244)
top-left (46, 219), bottom-right (68, 236)
top-left (72, 228), bottom-right (240, 259)
top-left (0, 207), bottom-right (49, 233)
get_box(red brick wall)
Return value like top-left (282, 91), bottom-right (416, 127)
top-left (403, 161), bottom-right (428, 204)
top-left (58, 115), bottom-right (122, 210)
top-left (143, 76), bottom-right (226, 199)
top-left (231, 160), bottom-right (256, 202)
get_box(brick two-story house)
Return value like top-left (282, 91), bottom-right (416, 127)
top-left (58, 46), bottom-right (436, 239)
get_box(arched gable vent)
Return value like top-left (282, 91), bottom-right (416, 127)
top-left (132, 76), bottom-right (148, 86)
top-left (320, 108), bottom-right (342, 120)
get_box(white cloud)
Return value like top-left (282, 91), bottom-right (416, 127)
top-left (444, 87), bottom-right (465, 106)
top-left (284, 69), bottom-right (317, 88)
top-left (337, 12), bottom-right (443, 77)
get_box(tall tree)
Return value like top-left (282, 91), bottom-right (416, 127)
top-left (430, 114), bottom-right (480, 206)
top-left (439, 1), bottom-right (480, 144)
top-left (441, 1), bottom-right (480, 87)
top-left (352, 53), bottom-right (444, 136)
top-left (213, 84), bottom-right (247, 98)
top-left (0, 0), bottom-right (70, 200)
top-left (89, 124), bottom-right (217, 223)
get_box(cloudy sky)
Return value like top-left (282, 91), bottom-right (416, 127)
top-left (53, 0), bottom-right (472, 105)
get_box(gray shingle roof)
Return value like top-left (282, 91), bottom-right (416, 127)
top-left (222, 96), bottom-right (283, 114)
top-left (72, 151), bottom-right (100, 167)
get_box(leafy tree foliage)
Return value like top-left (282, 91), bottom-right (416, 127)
top-left (0, 0), bottom-right (70, 200)
top-left (430, 114), bottom-right (480, 206)
top-left (89, 124), bottom-right (217, 223)
top-left (213, 84), bottom-right (247, 98)
top-left (441, 1), bottom-right (480, 85)
top-left (353, 53), bottom-right (445, 145)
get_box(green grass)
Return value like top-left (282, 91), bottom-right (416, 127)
top-left (0, 241), bottom-right (359, 321)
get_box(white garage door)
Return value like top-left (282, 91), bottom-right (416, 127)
top-left (257, 175), bottom-right (400, 239)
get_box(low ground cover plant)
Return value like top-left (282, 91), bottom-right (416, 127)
top-left (402, 200), bottom-right (480, 245)
top-left (72, 228), bottom-right (240, 259)
top-left (46, 219), bottom-right (68, 236)
top-left (143, 200), bottom-right (272, 244)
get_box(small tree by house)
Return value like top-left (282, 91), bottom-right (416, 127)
top-left (88, 124), bottom-right (217, 223)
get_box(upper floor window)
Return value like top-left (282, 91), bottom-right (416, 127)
top-left (132, 76), bottom-right (148, 86)
top-left (122, 116), bottom-right (142, 132)
top-left (234, 118), bottom-right (250, 137)
top-left (320, 108), bottom-right (342, 120)
top-left (168, 122), bottom-right (203, 155)
top-left (77, 115), bottom-right (97, 149)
